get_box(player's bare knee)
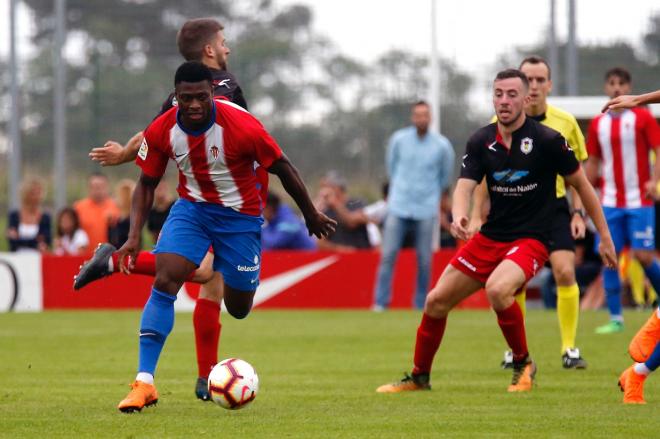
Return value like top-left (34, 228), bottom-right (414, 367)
top-left (485, 280), bottom-right (514, 306)
top-left (424, 289), bottom-right (451, 317)
top-left (153, 275), bottom-right (181, 295)
top-left (226, 304), bottom-right (251, 319)
top-left (633, 250), bottom-right (655, 267)
top-left (552, 262), bottom-right (576, 286)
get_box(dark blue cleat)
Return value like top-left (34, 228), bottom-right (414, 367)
top-left (73, 243), bottom-right (116, 290)
top-left (196, 377), bottom-right (211, 401)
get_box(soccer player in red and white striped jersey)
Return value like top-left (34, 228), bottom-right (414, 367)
top-left (115, 62), bottom-right (335, 412)
top-left (585, 67), bottom-right (660, 335)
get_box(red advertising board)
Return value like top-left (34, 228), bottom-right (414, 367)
top-left (40, 249), bottom-right (491, 310)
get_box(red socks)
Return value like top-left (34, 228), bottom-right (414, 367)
top-left (495, 302), bottom-right (528, 363)
top-left (412, 313), bottom-right (447, 375)
top-left (112, 251), bottom-right (195, 280)
top-left (112, 251), bottom-right (156, 275)
top-left (193, 298), bottom-right (221, 378)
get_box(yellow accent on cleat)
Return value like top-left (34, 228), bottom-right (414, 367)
top-left (117, 380), bottom-right (159, 413)
top-left (629, 311), bottom-right (660, 363)
top-left (507, 360), bottom-right (536, 392)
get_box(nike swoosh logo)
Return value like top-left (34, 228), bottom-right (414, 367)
top-left (248, 256), bottom-right (339, 307)
top-left (175, 152), bottom-right (186, 158)
top-left (174, 256), bottom-right (339, 312)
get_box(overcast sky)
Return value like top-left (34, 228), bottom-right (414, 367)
top-left (2, 0), bottom-right (659, 111)
top-left (278, 0), bottom-right (660, 74)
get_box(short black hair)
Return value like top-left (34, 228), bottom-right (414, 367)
top-left (494, 69), bottom-right (529, 89)
top-left (519, 55), bottom-right (551, 80)
top-left (605, 67), bottom-right (631, 84)
top-left (174, 61), bottom-right (213, 86)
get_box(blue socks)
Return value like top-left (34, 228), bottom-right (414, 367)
top-left (602, 267), bottom-right (622, 320)
top-left (643, 260), bottom-right (660, 296)
top-left (645, 339), bottom-right (660, 372)
top-left (138, 288), bottom-right (176, 376)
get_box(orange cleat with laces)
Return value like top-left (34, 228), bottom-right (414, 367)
top-left (117, 380), bottom-right (159, 413)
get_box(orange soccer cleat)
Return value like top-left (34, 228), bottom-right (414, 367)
top-left (618, 366), bottom-right (647, 404)
top-left (628, 311), bottom-right (660, 363)
top-left (376, 372), bottom-right (431, 393)
top-left (117, 380), bottom-right (159, 413)
top-left (507, 359), bottom-right (536, 392)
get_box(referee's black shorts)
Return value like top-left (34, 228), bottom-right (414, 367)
top-left (546, 196), bottom-right (576, 253)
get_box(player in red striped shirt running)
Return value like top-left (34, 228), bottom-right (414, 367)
top-left (115, 62), bottom-right (335, 412)
top-left (585, 67), bottom-right (660, 335)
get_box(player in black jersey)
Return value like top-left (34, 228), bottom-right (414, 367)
top-left (377, 69), bottom-right (616, 394)
top-left (78, 18), bottom-right (252, 402)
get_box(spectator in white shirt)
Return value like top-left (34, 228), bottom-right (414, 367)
top-left (54, 207), bottom-right (90, 256)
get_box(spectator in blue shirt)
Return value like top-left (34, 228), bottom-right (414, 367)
top-left (373, 100), bottom-right (455, 310)
top-left (262, 191), bottom-right (316, 250)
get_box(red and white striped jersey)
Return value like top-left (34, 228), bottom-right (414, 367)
top-left (587, 107), bottom-right (660, 208)
top-left (137, 98), bottom-right (283, 216)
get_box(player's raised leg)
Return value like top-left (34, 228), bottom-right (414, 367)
top-left (74, 247), bottom-right (215, 290)
top-left (376, 264), bottom-right (483, 393)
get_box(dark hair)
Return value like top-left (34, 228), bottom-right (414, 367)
top-left (174, 61), bottom-right (213, 86)
top-left (605, 67), bottom-right (631, 84)
top-left (413, 100), bottom-right (430, 109)
top-left (176, 18), bottom-right (224, 62)
top-left (266, 191), bottom-right (281, 209)
top-left (519, 55), bottom-right (551, 80)
top-left (494, 69), bottom-right (529, 89)
top-left (56, 207), bottom-right (80, 238)
top-left (381, 181), bottom-right (389, 199)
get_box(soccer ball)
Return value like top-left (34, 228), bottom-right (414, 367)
top-left (208, 358), bottom-right (259, 410)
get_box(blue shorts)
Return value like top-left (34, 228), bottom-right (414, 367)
top-left (154, 199), bottom-right (263, 291)
top-left (598, 206), bottom-right (656, 252)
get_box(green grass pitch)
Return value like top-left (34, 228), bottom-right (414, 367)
top-left (1, 309), bottom-right (659, 438)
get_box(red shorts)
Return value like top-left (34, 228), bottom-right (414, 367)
top-left (450, 233), bottom-right (548, 284)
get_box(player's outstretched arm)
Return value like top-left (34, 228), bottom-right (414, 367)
top-left (89, 131), bottom-right (144, 166)
top-left (451, 178), bottom-right (478, 241)
top-left (602, 90), bottom-right (660, 112)
top-left (115, 172), bottom-right (160, 273)
top-left (267, 155), bottom-right (337, 239)
top-left (564, 169), bottom-right (617, 269)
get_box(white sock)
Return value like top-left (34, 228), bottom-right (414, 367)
top-left (136, 372), bottom-right (154, 384)
top-left (656, 307), bottom-right (660, 319)
top-left (634, 362), bottom-right (651, 376)
top-left (612, 315), bottom-right (624, 323)
top-left (108, 257), bottom-right (114, 272)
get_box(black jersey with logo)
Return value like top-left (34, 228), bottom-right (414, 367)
top-left (158, 68), bottom-right (247, 115)
top-left (461, 117), bottom-right (579, 244)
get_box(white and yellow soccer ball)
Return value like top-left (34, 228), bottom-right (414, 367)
top-left (208, 358), bottom-right (259, 410)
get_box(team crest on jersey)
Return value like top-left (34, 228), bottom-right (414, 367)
top-left (520, 137), bottom-right (533, 154)
top-left (138, 138), bottom-right (148, 160)
top-left (210, 145), bottom-right (220, 160)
